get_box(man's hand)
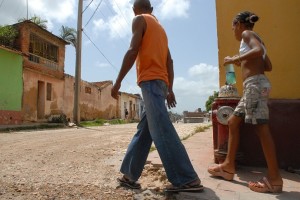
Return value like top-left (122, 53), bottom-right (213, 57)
top-left (166, 91), bottom-right (177, 109)
top-left (111, 83), bottom-right (121, 100)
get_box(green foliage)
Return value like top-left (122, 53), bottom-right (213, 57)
top-left (205, 91), bottom-right (219, 111)
top-left (150, 146), bottom-right (157, 152)
top-left (18, 15), bottom-right (48, 29)
top-left (59, 25), bottom-right (77, 48)
top-left (0, 25), bottom-right (18, 46)
top-left (194, 125), bottom-right (211, 133)
top-left (80, 118), bottom-right (126, 127)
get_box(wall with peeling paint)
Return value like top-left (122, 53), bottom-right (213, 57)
top-left (63, 75), bottom-right (119, 121)
top-left (14, 21), bottom-right (68, 122)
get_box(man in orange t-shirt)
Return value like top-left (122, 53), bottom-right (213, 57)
top-left (111, 0), bottom-right (202, 192)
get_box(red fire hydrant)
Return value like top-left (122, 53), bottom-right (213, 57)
top-left (212, 85), bottom-right (240, 164)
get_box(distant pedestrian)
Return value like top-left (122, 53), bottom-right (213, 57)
top-left (111, 0), bottom-right (202, 192)
top-left (208, 11), bottom-right (283, 193)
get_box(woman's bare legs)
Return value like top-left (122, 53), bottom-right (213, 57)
top-left (251, 124), bottom-right (283, 185)
top-left (208, 115), bottom-right (243, 174)
top-left (209, 116), bottom-right (282, 189)
top-left (220, 115), bottom-right (243, 172)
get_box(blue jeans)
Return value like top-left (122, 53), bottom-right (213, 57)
top-left (120, 80), bottom-right (199, 187)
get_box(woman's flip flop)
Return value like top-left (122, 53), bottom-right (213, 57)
top-left (207, 164), bottom-right (234, 181)
top-left (248, 177), bottom-right (283, 193)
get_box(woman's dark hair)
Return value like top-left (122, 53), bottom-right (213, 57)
top-left (233, 11), bottom-right (259, 28)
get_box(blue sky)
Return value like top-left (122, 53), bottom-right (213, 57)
top-left (0, 0), bottom-right (220, 114)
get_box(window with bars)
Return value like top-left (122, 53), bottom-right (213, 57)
top-left (29, 34), bottom-right (58, 63)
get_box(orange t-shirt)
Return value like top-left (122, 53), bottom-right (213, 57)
top-left (136, 14), bottom-right (169, 86)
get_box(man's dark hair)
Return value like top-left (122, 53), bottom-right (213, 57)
top-left (133, 0), bottom-right (152, 11)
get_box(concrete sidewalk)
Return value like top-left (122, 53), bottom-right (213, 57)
top-left (147, 127), bottom-right (300, 200)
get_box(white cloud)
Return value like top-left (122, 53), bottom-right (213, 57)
top-left (175, 63), bottom-right (219, 95)
top-left (93, 18), bottom-right (107, 32)
top-left (95, 61), bottom-right (110, 69)
top-left (92, 0), bottom-right (133, 39)
top-left (173, 63), bottom-right (219, 112)
top-left (29, 0), bottom-right (75, 29)
top-left (122, 63), bottom-right (219, 113)
top-left (157, 0), bottom-right (190, 20)
top-left (91, 0), bottom-right (191, 40)
top-left (0, 0), bottom-right (76, 30)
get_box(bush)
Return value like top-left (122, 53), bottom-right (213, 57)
top-left (0, 25), bottom-right (18, 47)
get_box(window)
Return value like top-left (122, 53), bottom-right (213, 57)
top-left (46, 83), bottom-right (52, 101)
top-left (85, 87), bottom-right (91, 94)
top-left (29, 34), bottom-right (58, 62)
top-left (29, 54), bottom-right (40, 63)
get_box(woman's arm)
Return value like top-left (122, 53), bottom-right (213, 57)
top-left (238, 30), bottom-right (265, 62)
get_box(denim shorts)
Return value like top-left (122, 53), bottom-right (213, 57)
top-left (233, 74), bottom-right (271, 124)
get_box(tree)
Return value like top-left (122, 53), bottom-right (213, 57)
top-left (59, 25), bottom-right (77, 48)
top-left (18, 15), bottom-right (48, 29)
top-left (0, 25), bottom-right (18, 47)
top-left (205, 91), bottom-right (219, 112)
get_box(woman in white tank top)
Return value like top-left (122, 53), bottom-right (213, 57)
top-left (208, 11), bottom-right (283, 193)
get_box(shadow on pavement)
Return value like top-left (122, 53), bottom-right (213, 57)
top-left (165, 187), bottom-right (221, 200)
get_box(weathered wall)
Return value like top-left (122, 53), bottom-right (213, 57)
top-left (13, 21), bottom-right (68, 122)
top-left (22, 69), bottom-right (65, 122)
top-left (119, 92), bottom-right (140, 120)
top-left (15, 21), bottom-right (67, 77)
top-left (63, 75), bottom-right (118, 121)
top-left (0, 47), bottom-right (23, 124)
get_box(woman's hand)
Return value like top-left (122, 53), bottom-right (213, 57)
top-left (224, 55), bottom-right (241, 66)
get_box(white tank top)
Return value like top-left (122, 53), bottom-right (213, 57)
top-left (239, 32), bottom-right (266, 59)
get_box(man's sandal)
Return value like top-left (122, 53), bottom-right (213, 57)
top-left (248, 177), bottom-right (282, 193)
top-left (117, 176), bottom-right (141, 189)
top-left (207, 164), bottom-right (234, 181)
top-left (164, 179), bottom-right (204, 193)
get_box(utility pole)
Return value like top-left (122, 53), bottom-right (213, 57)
top-left (74, 0), bottom-right (83, 124)
top-left (26, 0), bottom-right (28, 20)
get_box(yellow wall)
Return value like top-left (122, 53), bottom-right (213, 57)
top-left (216, 0), bottom-right (300, 99)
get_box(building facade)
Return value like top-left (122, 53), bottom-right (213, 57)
top-left (14, 21), bottom-right (68, 122)
top-left (118, 92), bottom-right (143, 120)
top-left (0, 21), bottom-right (142, 124)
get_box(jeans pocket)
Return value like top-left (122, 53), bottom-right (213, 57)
top-left (151, 80), bottom-right (167, 98)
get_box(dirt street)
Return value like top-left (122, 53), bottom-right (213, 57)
top-left (0, 123), bottom-right (203, 200)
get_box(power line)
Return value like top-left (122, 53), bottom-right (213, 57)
top-left (104, 0), bottom-right (131, 38)
top-left (160, 0), bottom-right (169, 8)
top-left (82, 30), bottom-right (132, 86)
top-left (82, 0), bottom-right (94, 13)
top-left (97, 10), bottom-right (129, 48)
top-left (84, 0), bottom-right (103, 27)
top-left (111, 0), bottom-right (130, 26)
top-left (82, 30), bottom-right (119, 73)
top-left (0, 0), bottom-right (6, 9)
